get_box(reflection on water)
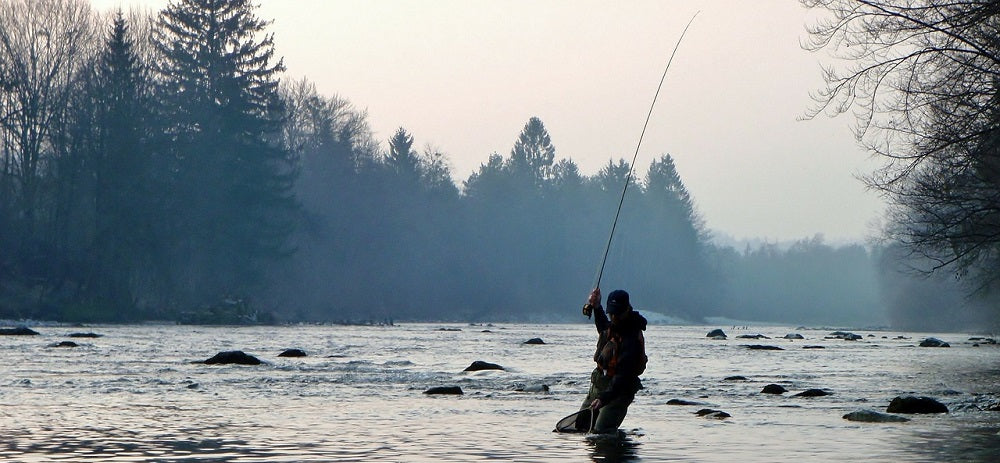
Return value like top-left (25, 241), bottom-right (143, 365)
top-left (1, 324), bottom-right (999, 462)
top-left (588, 435), bottom-right (642, 463)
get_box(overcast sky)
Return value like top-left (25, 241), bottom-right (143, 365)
top-left (91, 0), bottom-right (886, 243)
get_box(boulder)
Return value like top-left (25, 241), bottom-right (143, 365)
top-left (523, 338), bottom-right (545, 345)
top-left (68, 332), bottom-right (102, 338)
top-left (48, 341), bottom-right (78, 348)
top-left (784, 333), bottom-right (805, 340)
top-left (828, 331), bottom-right (862, 341)
top-left (513, 383), bottom-right (549, 392)
top-left (886, 396), bottom-right (949, 414)
top-left (667, 399), bottom-right (705, 406)
top-left (695, 408), bottom-right (730, 419)
top-left (919, 337), bottom-right (950, 347)
top-left (843, 409), bottom-right (910, 423)
top-left (464, 360), bottom-right (504, 372)
top-left (736, 334), bottom-right (770, 339)
top-left (746, 344), bottom-right (784, 350)
top-left (0, 326), bottom-right (39, 336)
top-left (424, 386), bottom-right (463, 395)
top-left (724, 375), bottom-right (749, 381)
top-left (278, 349), bottom-right (307, 357)
top-left (202, 350), bottom-right (262, 365)
top-left (761, 384), bottom-right (787, 394)
top-left (794, 388), bottom-right (832, 397)
top-left (706, 329), bottom-right (727, 339)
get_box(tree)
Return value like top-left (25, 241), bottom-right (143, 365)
top-left (386, 127), bottom-right (420, 187)
top-left (507, 116), bottom-right (555, 189)
top-left (74, 11), bottom-right (158, 315)
top-left (802, 0), bottom-right (1000, 291)
top-left (153, 0), bottom-right (296, 305)
top-left (0, 0), bottom-right (95, 259)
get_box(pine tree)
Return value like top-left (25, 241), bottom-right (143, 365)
top-left (84, 11), bottom-right (157, 315)
top-left (153, 0), bottom-right (296, 305)
top-left (507, 116), bottom-right (555, 189)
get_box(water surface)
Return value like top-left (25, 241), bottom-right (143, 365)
top-left (2, 324), bottom-right (999, 461)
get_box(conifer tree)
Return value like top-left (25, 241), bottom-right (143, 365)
top-left (507, 116), bottom-right (555, 189)
top-left (153, 0), bottom-right (295, 305)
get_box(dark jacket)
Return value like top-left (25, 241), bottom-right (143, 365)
top-left (591, 305), bottom-right (647, 404)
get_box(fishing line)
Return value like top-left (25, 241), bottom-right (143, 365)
top-left (593, 11), bottom-right (700, 291)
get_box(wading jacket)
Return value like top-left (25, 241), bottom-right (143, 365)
top-left (591, 306), bottom-right (648, 404)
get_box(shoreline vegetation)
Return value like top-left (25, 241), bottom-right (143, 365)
top-left (1, 1), bottom-right (997, 332)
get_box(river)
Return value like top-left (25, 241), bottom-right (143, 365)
top-left (2, 323), bottom-right (999, 462)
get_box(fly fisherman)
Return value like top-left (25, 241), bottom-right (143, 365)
top-left (580, 288), bottom-right (648, 434)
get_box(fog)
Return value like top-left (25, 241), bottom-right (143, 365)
top-left (1, 0), bottom-right (997, 333)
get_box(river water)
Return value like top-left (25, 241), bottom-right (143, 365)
top-left (1, 323), bottom-right (999, 462)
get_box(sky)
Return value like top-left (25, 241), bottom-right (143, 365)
top-left (90, 0), bottom-right (886, 244)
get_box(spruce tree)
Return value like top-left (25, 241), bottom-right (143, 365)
top-left (153, 0), bottom-right (295, 305)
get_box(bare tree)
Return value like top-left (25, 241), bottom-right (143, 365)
top-left (0, 0), bottom-right (96, 222)
top-left (802, 0), bottom-right (1000, 290)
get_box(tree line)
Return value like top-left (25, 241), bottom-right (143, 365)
top-left (0, 0), bottom-right (993, 330)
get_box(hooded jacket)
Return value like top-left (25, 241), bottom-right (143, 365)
top-left (592, 305), bottom-right (648, 404)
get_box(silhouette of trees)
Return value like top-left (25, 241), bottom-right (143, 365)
top-left (152, 0), bottom-right (296, 307)
top-left (803, 0), bottom-right (1000, 292)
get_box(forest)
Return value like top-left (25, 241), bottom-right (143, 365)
top-left (1, 0), bottom-right (996, 331)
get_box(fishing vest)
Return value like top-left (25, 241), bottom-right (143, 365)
top-left (594, 327), bottom-right (647, 377)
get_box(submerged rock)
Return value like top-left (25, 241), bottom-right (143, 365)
top-left (523, 338), bottom-right (545, 345)
top-left (0, 326), bottom-right (39, 336)
top-left (424, 386), bottom-right (463, 395)
top-left (278, 349), bottom-right (307, 357)
top-left (803, 345), bottom-right (825, 349)
top-left (828, 331), bottom-right (862, 341)
top-left (706, 329), bottom-right (727, 339)
top-left (784, 333), bottom-right (805, 340)
top-left (464, 360), bottom-right (504, 372)
top-left (513, 383), bottom-right (549, 392)
top-left (48, 341), bottom-right (78, 348)
top-left (919, 337), bottom-right (950, 347)
top-left (202, 350), bottom-right (262, 365)
top-left (746, 345), bottom-right (784, 350)
top-left (724, 375), bottom-right (749, 381)
top-left (843, 409), bottom-right (910, 423)
top-left (68, 332), bottom-right (102, 338)
top-left (667, 399), bottom-right (705, 406)
top-left (736, 334), bottom-right (770, 339)
top-left (794, 388), bottom-right (832, 397)
top-left (695, 408), bottom-right (730, 419)
top-left (761, 384), bottom-right (787, 394)
top-left (886, 396), bottom-right (949, 414)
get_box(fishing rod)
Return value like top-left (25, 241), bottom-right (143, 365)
top-left (591, 11), bottom-right (700, 300)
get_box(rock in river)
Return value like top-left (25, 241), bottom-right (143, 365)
top-left (523, 338), bottom-right (545, 345)
top-left (424, 386), bottom-right (463, 395)
top-left (706, 329), bottom-right (727, 339)
top-left (843, 409), bottom-right (910, 423)
top-left (278, 349), bottom-right (307, 357)
top-left (464, 360), bottom-right (504, 372)
top-left (48, 341), bottom-right (78, 348)
top-left (919, 337), bottom-right (950, 347)
top-left (202, 350), bottom-right (262, 365)
top-left (794, 388), bottom-right (832, 397)
top-left (886, 396), bottom-right (948, 414)
top-left (762, 384), bottom-right (788, 394)
top-left (0, 326), bottom-right (39, 336)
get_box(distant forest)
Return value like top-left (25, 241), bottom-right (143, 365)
top-left (0, 0), bottom-right (995, 331)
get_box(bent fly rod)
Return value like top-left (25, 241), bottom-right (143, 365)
top-left (592, 11), bottom-right (700, 295)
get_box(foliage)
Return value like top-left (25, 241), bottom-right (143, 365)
top-left (802, 0), bottom-right (1000, 293)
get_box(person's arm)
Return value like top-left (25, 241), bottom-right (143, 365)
top-left (585, 288), bottom-right (609, 332)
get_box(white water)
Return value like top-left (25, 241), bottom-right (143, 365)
top-left (2, 323), bottom-right (999, 462)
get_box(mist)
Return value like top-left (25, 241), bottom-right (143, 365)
top-left (1, 0), bottom-right (997, 333)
